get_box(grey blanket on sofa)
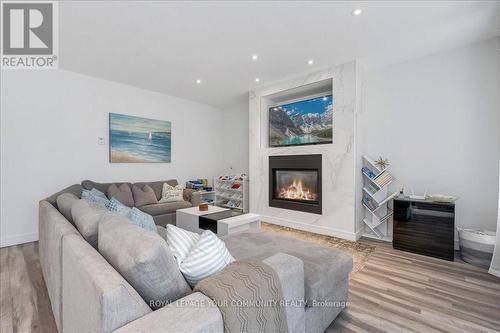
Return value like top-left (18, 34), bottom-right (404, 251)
top-left (194, 260), bottom-right (288, 333)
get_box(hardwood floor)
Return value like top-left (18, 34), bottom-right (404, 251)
top-left (1, 240), bottom-right (499, 333)
top-left (328, 240), bottom-right (500, 333)
top-left (0, 243), bottom-right (56, 333)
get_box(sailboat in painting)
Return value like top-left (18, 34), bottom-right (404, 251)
top-left (148, 131), bottom-right (153, 141)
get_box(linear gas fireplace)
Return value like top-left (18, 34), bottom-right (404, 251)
top-left (269, 154), bottom-right (322, 214)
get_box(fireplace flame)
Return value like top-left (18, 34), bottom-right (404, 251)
top-left (279, 177), bottom-right (317, 201)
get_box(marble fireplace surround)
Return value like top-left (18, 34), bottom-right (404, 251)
top-left (249, 61), bottom-right (358, 241)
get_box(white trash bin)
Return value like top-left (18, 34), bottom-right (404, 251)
top-left (458, 228), bottom-right (496, 268)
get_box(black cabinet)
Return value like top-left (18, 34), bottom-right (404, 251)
top-left (393, 198), bottom-right (455, 261)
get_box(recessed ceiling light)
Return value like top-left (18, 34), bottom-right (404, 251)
top-left (252, 54), bottom-right (258, 61)
top-left (307, 59), bottom-right (314, 65)
top-left (196, 79), bottom-right (202, 84)
top-left (351, 9), bottom-right (362, 16)
top-left (255, 78), bottom-right (260, 83)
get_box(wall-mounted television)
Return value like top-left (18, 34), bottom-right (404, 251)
top-left (269, 94), bottom-right (333, 147)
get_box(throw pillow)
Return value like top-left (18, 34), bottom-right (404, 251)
top-left (56, 193), bottom-right (79, 223)
top-left (126, 207), bottom-right (157, 233)
top-left (165, 224), bottom-right (200, 263)
top-left (132, 184), bottom-right (158, 207)
top-left (179, 230), bottom-right (235, 287)
top-left (98, 215), bottom-right (192, 310)
top-left (107, 183), bottom-right (134, 207)
top-left (105, 197), bottom-right (132, 216)
top-left (81, 189), bottom-right (110, 208)
top-left (71, 199), bottom-right (107, 248)
top-left (90, 188), bottom-right (108, 199)
top-left (159, 183), bottom-right (184, 203)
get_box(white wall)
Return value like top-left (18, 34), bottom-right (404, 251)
top-left (220, 99), bottom-right (249, 174)
top-left (358, 38), bottom-right (499, 233)
top-left (0, 70), bottom-right (228, 247)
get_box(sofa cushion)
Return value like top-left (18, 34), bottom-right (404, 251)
top-left (138, 201), bottom-right (191, 216)
top-left (71, 199), bottom-right (107, 248)
top-left (133, 180), bottom-right (178, 200)
top-left (107, 183), bottom-right (134, 207)
top-left (98, 215), bottom-right (192, 310)
top-left (132, 184), bottom-right (158, 207)
top-left (81, 180), bottom-right (129, 194)
top-left (222, 229), bottom-right (353, 307)
top-left (43, 184), bottom-right (83, 208)
top-left (56, 193), bottom-right (79, 223)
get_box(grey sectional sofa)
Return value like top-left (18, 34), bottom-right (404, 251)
top-left (44, 179), bottom-right (201, 226)
top-left (39, 182), bottom-right (352, 333)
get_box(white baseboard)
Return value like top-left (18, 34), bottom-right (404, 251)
top-left (0, 232), bottom-right (38, 248)
top-left (488, 266), bottom-right (500, 278)
top-left (262, 215), bottom-right (358, 241)
top-left (354, 228), bottom-right (364, 241)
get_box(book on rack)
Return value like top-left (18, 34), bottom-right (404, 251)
top-left (362, 167), bottom-right (377, 179)
top-left (365, 183), bottom-right (378, 194)
top-left (362, 195), bottom-right (378, 211)
top-left (374, 170), bottom-right (393, 187)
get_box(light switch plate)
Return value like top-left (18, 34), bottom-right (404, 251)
top-left (98, 137), bottom-right (105, 145)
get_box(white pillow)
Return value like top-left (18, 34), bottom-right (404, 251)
top-left (165, 224), bottom-right (200, 263)
top-left (179, 230), bottom-right (235, 287)
top-left (159, 183), bottom-right (184, 203)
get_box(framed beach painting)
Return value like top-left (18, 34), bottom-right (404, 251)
top-left (109, 113), bottom-right (171, 163)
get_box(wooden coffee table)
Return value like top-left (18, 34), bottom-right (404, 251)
top-left (176, 206), bottom-right (260, 236)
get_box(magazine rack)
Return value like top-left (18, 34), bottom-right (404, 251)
top-left (361, 156), bottom-right (398, 241)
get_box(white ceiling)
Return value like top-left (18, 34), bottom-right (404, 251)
top-left (59, 1), bottom-right (499, 108)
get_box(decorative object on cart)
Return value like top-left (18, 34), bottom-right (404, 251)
top-left (214, 173), bottom-right (249, 212)
top-left (394, 197), bottom-right (455, 261)
top-left (361, 155), bottom-right (398, 241)
top-left (374, 156), bottom-right (390, 170)
top-left (109, 113), bottom-right (171, 163)
top-left (409, 188), bottom-right (427, 200)
top-left (427, 194), bottom-right (458, 203)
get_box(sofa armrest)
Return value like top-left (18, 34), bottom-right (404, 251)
top-left (114, 292), bottom-right (223, 333)
top-left (183, 189), bottom-right (202, 206)
top-left (263, 253), bottom-right (306, 333)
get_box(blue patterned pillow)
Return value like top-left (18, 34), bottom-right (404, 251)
top-left (126, 208), bottom-right (157, 233)
top-left (81, 189), bottom-right (110, 208)
top-left (90, 188), bottom-right (107, 199)
top-left (105, 197), bottom-right (131, 216)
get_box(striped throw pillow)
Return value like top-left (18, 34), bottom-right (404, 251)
top-left (165, 225), bottom-right (200, 263)
top-left (179, 230), bottom-right (235, 287)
